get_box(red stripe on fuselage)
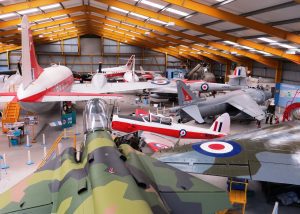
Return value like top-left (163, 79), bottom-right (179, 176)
top-left (18, 75), bottom-right (74, 102)
top-left (105, 72), bottom-right (125, 78)
top-left (111, 120), bottom-right (224, 139)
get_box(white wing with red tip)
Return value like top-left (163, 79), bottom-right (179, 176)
top-left (40, 92), bottom-right (122, 102)
top-left (0, 92), bottom-right (17, 102)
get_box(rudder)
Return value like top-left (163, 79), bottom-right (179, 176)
top-left (210, 113), bottom-right (230, 134)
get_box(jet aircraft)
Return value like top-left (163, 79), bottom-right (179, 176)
top-left (170, 80), bottom-right (271, 123)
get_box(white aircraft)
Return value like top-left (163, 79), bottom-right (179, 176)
top-left (0, 16), bottom-right (171, 113)
top-left (101, 55), bottom-right (134, 78)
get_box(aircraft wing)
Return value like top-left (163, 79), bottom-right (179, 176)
top-left (71, 80), bottom-right (171, 94)
top-left (154, 121), bottom-right (300, 185)
top-left (226, 93), bottom-right (265, 120)
top-left (40, 92), bottom-right (122, 102)
top-left (0, 92), bottom-right (16, 102)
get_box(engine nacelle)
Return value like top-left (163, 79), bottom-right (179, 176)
top-left (91, 73), bottom-right (107, 89)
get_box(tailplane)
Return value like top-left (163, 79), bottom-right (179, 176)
top-left (21, 15), bottom-right (43, 88)
top-left (210, 113), bottom-right (230, 134)
top-left (176, 80), bottom-right (197, 106)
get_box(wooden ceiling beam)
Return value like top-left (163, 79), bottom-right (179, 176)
top-left (0, 0), bottom-right (65, 14)
top-left (89, 5), bottom-right (281, 68)
top-left (164, 0), bottom-right (300, 45)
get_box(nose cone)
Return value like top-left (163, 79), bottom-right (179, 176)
top-left (83, 99), bottom-right (109, 133)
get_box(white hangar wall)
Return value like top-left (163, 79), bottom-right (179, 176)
top-left (2, 36), bottom-right (181, 74)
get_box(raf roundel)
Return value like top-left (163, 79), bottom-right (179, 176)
top-left (151, 79), bottom-right (170, 85)
top-left (192, 140), bottom-right (242, 157)
top-left (200, 83), bottom-right (209, 91)
top-left (179, 129), bottom-right (187, 137)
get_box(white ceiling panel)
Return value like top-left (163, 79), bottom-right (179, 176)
top-left (208, 21), bottom-right (243, 31)
top-left (249, 5), bottom-right (300, 23)
top-left (219, 0), bottom-right (291, 14)
top-left (185, 13), bottom-right (218, 25)
top-left (201, 35), bottom-right (220, 40)
top-left (184, 30), bottom-right (200, 36)
top-left (229, 29), bottom-right (262, 37)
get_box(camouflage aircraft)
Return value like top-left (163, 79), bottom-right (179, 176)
top-left (154, 121), bottom-right (300, 186)
top-left (0, 99), bottom-right (231, 214)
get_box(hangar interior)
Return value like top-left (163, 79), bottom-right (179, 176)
top-left (0, 0), bottom-right (300, 214)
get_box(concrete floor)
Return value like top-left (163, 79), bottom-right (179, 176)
top-left (0, 95), bottom-right (299, 213)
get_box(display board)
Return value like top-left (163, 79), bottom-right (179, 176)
top-left (275, 83), bottom-right (300, 107)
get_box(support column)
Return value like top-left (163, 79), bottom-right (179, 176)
top-left (225, 61), bottom-right (231, 83)
top-left (165, 52), bottom-right (168, 73)
top-left (6, 50), bottom-right (10, 69)
top-left (77, 36), bottom-right (81, 55)
top-left (275, 61), bottom-right (283, 83)
top-left (117, 41), bottom-right (120, 66)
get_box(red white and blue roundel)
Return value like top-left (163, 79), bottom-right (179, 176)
top-left (179, 129), bottom-right (187, 137)
top-left (151, 79), bottom-right (170, 85)
top-left (200, 83), bottom-right (209, 91)
top-left (192, 140), bottom-right (242, 157)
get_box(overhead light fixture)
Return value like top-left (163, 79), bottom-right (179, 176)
top-left (0, 13), bottom-right (18, 19)
top-left (110, 6), bottom-right (129, 14)
top-left (40, 3), bottom-right (60, 10)
top-left (276, 43), bottom-right (297, 49)
top-left (144, 31), bottom-right (150, 35)
top-left (166, 22), bottom-right (175, 26)
top-left (124, 40), bottom-right (128, 42)
top-left (165, 8), bottom-right (189, 17)
top-left (258, 37), bottom-right (277, 43)
top-left (39, 35), bottom-right (44, 38)
top-left (50, 38), bottom-right (53, 41)
top-left (18, 8), bottom-right (39, 15)
top-left (130, 12), bottom-right (148, 19)
top-left (217, 0), bottom-right (236, 6)
top-left (150, 18), bottom-right (168, 25)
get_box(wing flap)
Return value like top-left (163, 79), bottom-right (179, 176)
top-left (250, 161), bottom-right (300, 185)
top-left (226, 94), bottom-right (265, 120)
top-left (182, 105), bottom-right (204, 123)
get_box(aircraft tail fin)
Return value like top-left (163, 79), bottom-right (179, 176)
top-left (210, 113), bottom-right (230, 134)
top-left (125, 55), bottom-right (135, 70)
top-left (176, 80), bottom-right (197, 106)
top-left (21, 15), bottom-right (43, 88)
top-left (139, 66), bottom-right (145, 74)
top-left (228, 66), bottom-right (247, 86)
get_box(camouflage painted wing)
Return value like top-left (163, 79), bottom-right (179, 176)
top-left (0, 131), bottom-right (231, 214)
top-left (154, 121), bottom-right (300, 185)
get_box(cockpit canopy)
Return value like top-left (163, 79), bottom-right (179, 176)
top-left (83, 99), bottom-right (109, 133)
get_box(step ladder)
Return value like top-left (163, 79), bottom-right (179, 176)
top-left (2, 102), bottom-right (21, 133)
top-left (228, 178), bottom-right (248, 214)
